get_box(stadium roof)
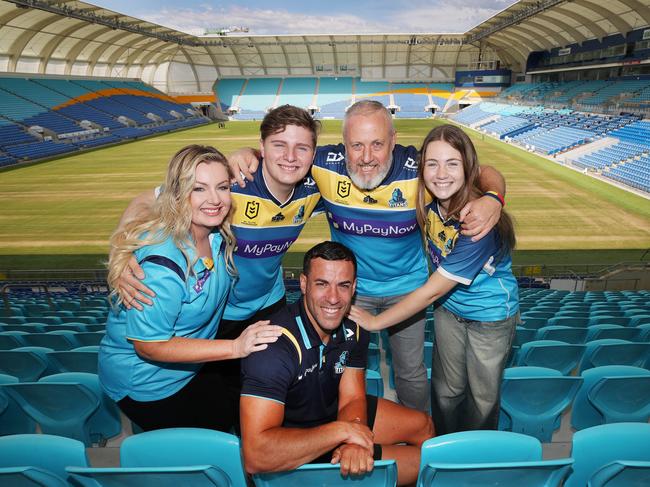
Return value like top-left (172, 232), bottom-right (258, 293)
top-left (0, 0), bottom-right (649, 90)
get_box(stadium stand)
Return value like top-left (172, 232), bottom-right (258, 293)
top-left (0, 76), bottom-right (208, 168)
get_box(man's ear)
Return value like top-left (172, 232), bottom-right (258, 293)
top-left (351, 278), bottom-right (357, 296)
top-left (300, 273), bottom-right (307, 295)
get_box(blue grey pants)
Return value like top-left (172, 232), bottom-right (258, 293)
top-left (354, 293), bottom-right (430, 413)
top-left (431, 305), bottom-right (517, 434)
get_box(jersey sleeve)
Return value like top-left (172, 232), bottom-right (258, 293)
top-left (345, 322), bottom-right (369, 369)
top-left (240, 334), bottom-right (298, 404)
top-left (438, 231), bottom-right (499, 285)
top-left (125, 260), bottom-right (185, 342)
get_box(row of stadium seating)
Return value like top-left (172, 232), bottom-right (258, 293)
top-left (214, 77), bottom-right (455, 119)
top-left (2, 423), bottom-right (649, 486)
top-left (0, 76), bottom-right (209, 168)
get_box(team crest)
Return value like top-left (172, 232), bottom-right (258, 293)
top-left (293, 205), bottom-right (305, 224)
top-left (388, 188), bottom-right (407, 208)
top-left (334, 350), bottom-right (349, 374)
top-left (337, 180), bottom-right (351, 198)
top-left (245, 201), bottom-right (260, 219)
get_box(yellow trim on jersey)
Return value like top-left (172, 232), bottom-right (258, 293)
top-left (231, 193), bottom-right (320, 227)
top-left (281, 328), bottom-right (303, 364)
top-left (312, 165), bottom-right (419, 210)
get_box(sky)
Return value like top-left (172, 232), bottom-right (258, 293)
top-left (89, 0), bottom-right (518, 36)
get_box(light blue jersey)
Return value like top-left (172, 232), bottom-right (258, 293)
top-left (425, 202), bottom-right (519, 322)
top-left (312, 144), bottom-right (428, 297)
top-left (99, 232), bottom-right (231, 402)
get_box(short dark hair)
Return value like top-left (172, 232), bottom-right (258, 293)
top-left (302, 241), bottom-right (357, 277)
top-left (260, 105), bottom-right (320, 148)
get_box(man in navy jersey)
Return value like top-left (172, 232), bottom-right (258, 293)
top-left (240, 241), bottom-right (433, 486)
top-left (231, 100), bottom-right (506, 413)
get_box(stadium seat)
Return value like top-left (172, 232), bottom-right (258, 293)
top-left (121, 428), bottom-right (248, 487)
top-left (0, 373), bottom-right (36, 435)
top-left (252, 460), bottom-right (397, 487)
top-left (577, 339), bottom-right (650, 373)
top-left (367, 344), bottom-right (380, 371)
top-left (0, 466), bottom-right (69, 487)
top-left (74, 332), bottom-right (105, 347)
top-left (498, 367), bottom-right (582, 442)
top-left (587, 375), bottom-right (650, 424)
top-left (47, 350), bottom-right (99, 374)
top-left (67, 465), bottom-right (232, 487)
top-left (366, 369), bottom-right (384, 398)
top-left (514, 327), bottom-right (536, 346)
top-left (588, 460), bottom-right (650, 487)
top-left (40, 372), bottom-right (121, 445)
top-left (514, 340), bottom-right (585, 375)
top-left (571, 365), bottom-right (650, 431)
top-left (0, 434), bottom-right (89, 484)
top-left (417, 458), bottom-right (572, 487)
top-left (535, 326), bottom-right (587, 344)
top-left (565, 423), bottom-right (650, 487)
top-left (585, 324), bottom-right (639, 342)
top-left (0, 349), bottom-right (49, 381)
top-left (21, 331), bottom-right (78, 350)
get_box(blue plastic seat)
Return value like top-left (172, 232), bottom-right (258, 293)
top-left (571, 365), bottom-right (650, 431)
top-left (514, 327), bottom-right (536, 346)
top-left (418, 458), bottom-right (572, 487)
top-left (0, 350), bottom-right (49, 381)
top-left (121, 427), bottom-right (248, 487)
top-left (0, 466), bottom-right (69, 486)
top-left (73, 332), bottom-right (105, 347)
top-left (0, 434), bottom-right (88, 484)
top-left (366, 369), bottom-right (384, 398)
top-left (47, 351), bottom-right (99, 373)
top-left (585, 325), bottom-right (639, 342)
top-left (21, 332), bottom-right (78, 351)
top-left (253, 460), bottom-right (397, 487)
top-left (587, 375), bottom-right (650, 425)
top-left (564, 423), bottom-right (650, 487)
top-left (589, 317), bottom-right (632, 327)
top-left (499, 367), bottom-right (582, 442)
top-left (515, 340), bottom-right (585, 375)
top-left (518, 318), bottom-right (548, 330)
top-left (367, 344), bottom-right (380, 371)
top-left (548, 317), bottom-right (590, 328)
top-left (417, 430), bottom-right (544, 487)
top-left (0, 373), bottom-right (35, 434)
top-left (535, 326), bottom-right (587, 344)
top-left (588, 460), bottom-right (650, 487)
top-left (0, 333), bottom-right (24, 349)
top-left (67, 465), bottom-right (232, 487)
top-left (577, 339), bottom-right (650, 373)
top-left (40, 372), bottom-right (121, 445)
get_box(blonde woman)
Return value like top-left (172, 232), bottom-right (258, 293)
top-left (99, 145), bottom-right (281, 432)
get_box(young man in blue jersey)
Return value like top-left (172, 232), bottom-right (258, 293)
top-left (115, 105), bottom-right (322, 430)
top-left (240, 241), bottom-right (433, 486)
top-left (231, 100), bottom-right (506, 413)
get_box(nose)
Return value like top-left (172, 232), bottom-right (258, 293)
top-left (436, 164), bottom-right (448, 179)
top-left (325, 286), bottom-right (340, 304)
top-left (207, 188), bottom-right (221, 205)
top-left (361, 145), bottom-right (372, 164)
top-left (285, 146), bottom-right (297, 163)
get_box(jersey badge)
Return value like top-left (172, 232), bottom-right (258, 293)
top-left (272, 212), bottom-right (285, 222)
top-left (293, 205), bottom-right (305, 224)
top-left (334, 350), bottom-right (348, 374)
top-left (404, 156), bottom-right (418, 171)
top-left (303, 176), bottom-right (316, 187)
top-left (388, 188), bottom-right (407, 208)
top-left (337, 180), bottom-right (351, 198)
top-left (326, 151), bottom-right (345, 164)
top-left (245, 201), bottom-right (260, 219)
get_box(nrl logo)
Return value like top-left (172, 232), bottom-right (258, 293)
top-left (337, 180), bottom-right (351, 198)
top-left (245, 201), bottom-right (260, 219)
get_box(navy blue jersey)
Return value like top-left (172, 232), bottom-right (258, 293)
top-left (311, 143), bottom-right (428, 297)
top-left (241, 300), bottom-right (369, 428)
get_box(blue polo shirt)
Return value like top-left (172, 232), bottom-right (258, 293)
top-left (240, 300), bottom-right (369, 428)
top-left (99, 232), bottom-right (231, 402)
top-left (311, 144), bottom-right (429, 297)
top-left (225, 163), bottom-right (321, 321)
top-left (425, 202), bottom-right (519, 321)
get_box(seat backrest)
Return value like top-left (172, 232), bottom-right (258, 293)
top-left (0, 433), bottom-right (88, 479)
top-left (588, 375), bottom-right (650, 423)
top-left (0, 350), bottom-right (49, 381)
top-left (0, 466), bottom-right (69, 487)
top-left (252, 460), bottom-right (397, 487)
top-left (418, 430), bottom-right (542, 485)
top-left (588, 460), bottom-right (650, 487)
top-left (121, 428), bottom-right (248, 487)
top-left (67, 465), bottom-right (232, 487)
top-left (565, 423), bottom-right (650, 487)
top-left (419, 458), bottom-right (573, 487)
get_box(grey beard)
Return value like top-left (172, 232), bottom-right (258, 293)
top-left (346, 155), bottom-right (392, 191)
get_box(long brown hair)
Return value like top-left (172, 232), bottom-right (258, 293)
top-left (108, 145), bottom-right (237, 305)
top-left (416, 124), bottom-right (516, 259)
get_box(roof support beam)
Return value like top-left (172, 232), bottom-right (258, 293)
top-left (535, 13), bottom-right (587, 43)
top-left (38, 20), bottom-right (101, 73)
top-left (616, 0), bottom-right (650, 26)
top-left (574, 0), bottom-right (632, 36)
top-left (7, 13), bottom-right (62, 71)
top-left (552, 6), bottom-right (607, 39)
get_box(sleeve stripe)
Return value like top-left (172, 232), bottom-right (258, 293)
top-left (126, 337), bottom-right (171, 343)
top-left (241, 394), bottom-right (285, 405)
top-left (281, 329), bottom-right (302, 364)
top-left (438, 266), bottom-right (472, 286)
top-left (140, 255), bottom-right (186, 281)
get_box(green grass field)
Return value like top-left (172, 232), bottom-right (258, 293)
top-left (1, 119), bottom-right (649, 274)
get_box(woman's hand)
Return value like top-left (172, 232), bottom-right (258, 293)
top-left (348, 305), bottom-right (381, 331)
top-left (117, 256), bottom-right (155, 310)
top-left (232, 320), bottom-right (283, 358)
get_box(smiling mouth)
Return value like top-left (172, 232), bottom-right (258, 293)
top-left (278, 164), bottom-right (301, 172)
top-left (321, 306), bottom-right (341, 315)
top-left (201, 207), bottom-right (223, 216)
